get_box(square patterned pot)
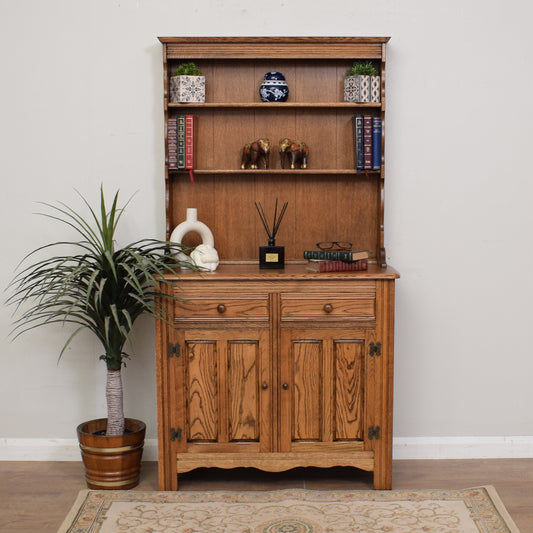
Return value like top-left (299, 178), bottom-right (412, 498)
top-left (344, 75), bottom-right (371, 103)
top-left (371, 75), bottom-right (381, 103)
top-left (170, 75), bottom-right (205, 103)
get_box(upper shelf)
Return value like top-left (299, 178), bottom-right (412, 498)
top-left (167, 102), bottom-right (383, 109)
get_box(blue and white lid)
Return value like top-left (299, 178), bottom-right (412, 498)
top-left (263, 71), bottom-right (286, 82)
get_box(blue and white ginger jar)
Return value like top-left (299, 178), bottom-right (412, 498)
top-left (259, 72), bottom-right (289, 102)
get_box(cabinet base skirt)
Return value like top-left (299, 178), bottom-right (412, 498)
top-left (176, 451), bottom-right (375, 475)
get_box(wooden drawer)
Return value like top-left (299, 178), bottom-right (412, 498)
top-left (280, 291), bottom-right (375, 321)
top-left (173, 294), bottom-right (269, 320)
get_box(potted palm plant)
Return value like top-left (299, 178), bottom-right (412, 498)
top-left (7, 186), bottom-right (196, 489)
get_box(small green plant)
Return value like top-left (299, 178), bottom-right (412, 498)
top-left (172, 62), bottom-right (203, 77)
top-left (348, 61), bottom-right (378, 77)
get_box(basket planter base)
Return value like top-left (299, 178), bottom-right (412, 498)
top-left (77, 418), bottom-right (146, 490)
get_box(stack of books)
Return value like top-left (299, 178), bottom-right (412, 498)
top-left (167, 114), bottom-right (197, 171)
top-left (352, 114), bottom-right (381, 171)
top-left (303, 249), bottom-right (370, 272)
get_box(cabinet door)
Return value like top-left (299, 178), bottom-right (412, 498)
top-left (168, 328), bottom-right (272, 453)
top-left (279, 328), bottom-right (370, 452)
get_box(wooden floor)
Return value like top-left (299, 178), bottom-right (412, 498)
top-left (1, 459), bottom-right (532, 532)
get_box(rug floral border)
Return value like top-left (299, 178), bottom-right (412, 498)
top-left (58, 486), bottom-right (519, 533)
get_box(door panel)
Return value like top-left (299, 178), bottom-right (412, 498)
top-left (292, 340), bottom-right (322, 441)
top-left (280, 329), bottom-right (367, 450)
top-left (170, 328), bottom-right (271, 451)
top-left (187, 340), bottom-right (218, 441)
top-left (228, 340), bottom-right (260, 441)
top-left (334, 339), bottom-right (364, 440)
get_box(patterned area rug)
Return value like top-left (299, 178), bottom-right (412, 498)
top-left (58, 486), bottom-right (519, 533)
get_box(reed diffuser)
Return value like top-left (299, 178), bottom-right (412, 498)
top-left (255, 199), bottom-right (288, 269)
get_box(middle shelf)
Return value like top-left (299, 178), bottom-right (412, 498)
top-left (168, 169), bottom-right (382, 176)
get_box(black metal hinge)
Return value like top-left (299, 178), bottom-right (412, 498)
top-left (169, 342), bottom-right (180, 358)
top-left (368, 426), bottom-right (381, 440)
top-left (369, 342), bottom-right (382, 356)
top-left (170, 427), bottom-right (182, 442)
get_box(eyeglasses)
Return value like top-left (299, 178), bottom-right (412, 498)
top-left (316, 241), bottom-right (352, 251)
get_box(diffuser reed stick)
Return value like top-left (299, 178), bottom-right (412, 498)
top-left (255, 199), bottom-right (288, 245)
top-left (255, 199), bottom-right (288, 269)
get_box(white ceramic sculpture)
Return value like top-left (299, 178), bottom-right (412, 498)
top-left (190, 243), bottom-right (219, 271)
top-left (169, 208), bottom-right (219, 270)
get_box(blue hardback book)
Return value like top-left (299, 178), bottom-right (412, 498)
top-left (372, 116), bottom-right (382, 170)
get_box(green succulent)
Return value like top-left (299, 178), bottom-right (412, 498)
top-left (348, 61), bottom-right (378, 77)
top-left (172, 62), bottom-right (203, 77)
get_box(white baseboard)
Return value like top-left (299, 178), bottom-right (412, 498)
top-left (393, 436), bottom-right (533, 460)
top-left (0, 438), bottom-right (159, 461)
top-left (1, 436), bottom-right (532, 461)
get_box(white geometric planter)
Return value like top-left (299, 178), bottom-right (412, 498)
top-left (170, 75), bottom-right (205, 103)
top-left (370, 75), bottom-right (381, 103)
top-left (344, 75), bottom-right (371, 103)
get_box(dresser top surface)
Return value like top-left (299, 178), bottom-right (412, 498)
top-left (166, 263), bottom-right (399, 282)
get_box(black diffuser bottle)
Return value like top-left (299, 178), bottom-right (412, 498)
top-left (255, 199), bottom-right (288, 269)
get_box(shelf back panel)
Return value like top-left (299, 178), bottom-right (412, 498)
top-left (168, 173), bottom-right (380, 263)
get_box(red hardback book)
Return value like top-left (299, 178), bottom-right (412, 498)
top-left (363, 115), bottom-right (373, 170)
top-left (306, 259), bottom-right (369, 272)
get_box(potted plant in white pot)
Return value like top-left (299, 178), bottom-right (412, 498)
top-left (344, 60), bottom-right (380, 103)
top-left (7, 186), bottom-right (196, 489)
top-left (170, 61), bottom-right (205, 103)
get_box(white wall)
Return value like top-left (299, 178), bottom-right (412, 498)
top-left (1, 0), bottom-right (533, 457)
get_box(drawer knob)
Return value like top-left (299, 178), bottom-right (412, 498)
top-left (282, 382), bottom-right (289, 390)
top-left (262, 381), bottom-right (268, 390)
top-left (323, 303), bottom-right (333, 313)
top-left (217, 304), bottom-right (226, 314)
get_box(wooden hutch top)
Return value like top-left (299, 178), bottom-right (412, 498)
top-left (158, 36), bottom-right (394, 273)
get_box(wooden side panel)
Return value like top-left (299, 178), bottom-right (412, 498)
top-left (334, 339), bottom-right (364, 440)
top-left (292, 340), bottom-right (322, 441)
top-left (228, 340), bottom-right (260, 441)
top-left (186, 341), bottom-right (218, 441)
top-left (156, 285), bottom-right (180, 490)
top-left (370, 279), bottom-right (396, 489)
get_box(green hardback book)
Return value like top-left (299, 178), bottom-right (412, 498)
top-left (177, 115), bottom-right (186, 170)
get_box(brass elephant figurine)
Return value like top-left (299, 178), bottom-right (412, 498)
top-left (241, 138), bottom-right (271, 169)
top-left (279, 138), bottom-right (309, 169)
